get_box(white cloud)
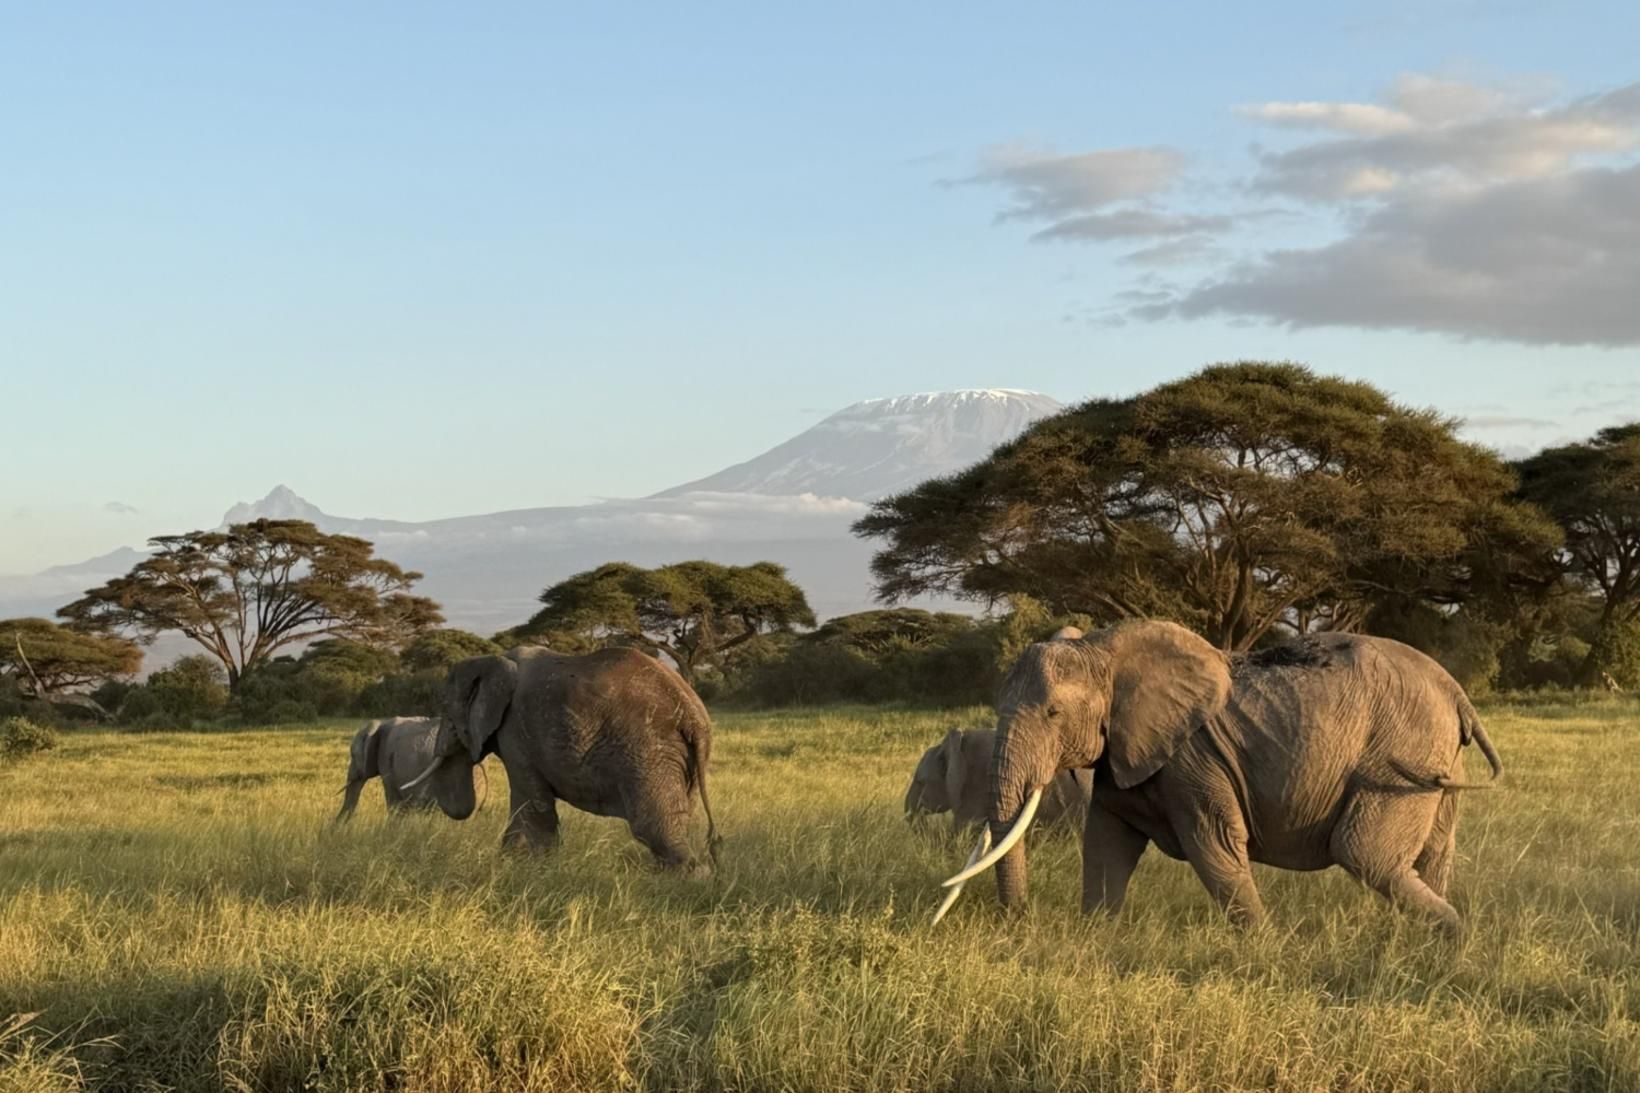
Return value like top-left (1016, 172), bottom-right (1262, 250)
top-left (1247, 80), bottom-right (1640, 200)
top-left (953, 144), bottom-right (1186, 223)
top-left (1237, 101), bottom-right (1415, 137)
top-left (103, 501), bottom-right (139, 515)
top-left (1461, 415), bottom-right (1561, 431)
top-left (1030, 208), bottom-right (1234, 243)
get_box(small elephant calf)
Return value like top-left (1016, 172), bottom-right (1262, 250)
top-left (905, 726), bottom-right (1091, 834)
top-left (336, 717), bottom-right (477, 820)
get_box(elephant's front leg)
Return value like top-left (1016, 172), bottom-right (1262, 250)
top-left (1176, 801), bottom-right (1265, 928)
top-left (1081, 804), bottom-right (1149, 915)
top-left (500, 763), bottom-right (561, 853)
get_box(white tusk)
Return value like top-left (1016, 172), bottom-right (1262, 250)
top-left (931, 827), bottom-right (991, 925)
top-left (940, 787), bottom-right (1042, 888)
top-left (400, 757), bottom-right (442, 793)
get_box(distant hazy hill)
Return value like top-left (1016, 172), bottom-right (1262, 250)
top-left (4, 389), bottom-right (1062, 646)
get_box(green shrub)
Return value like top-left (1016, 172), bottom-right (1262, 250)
top-left (229, 658), bottom-right (305, 723)
top-left (90, 678), bottom-right (133, 713)
top-left (294, 640), bottom-right (398, 714)
top-left (1590, 620), bottom-right (1640, 690)
top-left (115, 685), bottom-right (161, 723)
top-left (144, 655), bottom-right (230, 721)
top-left (355, 670), bottom-right (444, 718)
top-left (1365, 600), bottom-right (1508, 694)
top-left (398, 629), bottom-right (502, 673)
top-left (233, 640), bottom-right (416, 722)
top-left (0, 716), bottom-right (58, 762)
top-left (1497, 631), bottom-right (1592, 690)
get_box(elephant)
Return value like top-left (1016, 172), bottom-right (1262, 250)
top-left (904, 726), bottom-right (1091, 835)
top-left (935, 621), bottom-right (1502, 931)
top-left (335, 717), bottom-right (480, 820)
top-left (401, 646), bottom-right (720, 871)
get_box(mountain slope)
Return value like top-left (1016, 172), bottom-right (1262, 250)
top-left (655, 389), bottom-right (1062, 500)
top-left (7, 388), bottom-right (1063, 640)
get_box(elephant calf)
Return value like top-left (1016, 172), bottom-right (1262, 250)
top-left (905, 727), bottom-right (1090, 835)
top-left (336, 717), bottom-right (478, 820)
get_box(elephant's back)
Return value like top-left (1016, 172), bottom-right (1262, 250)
top-left (516, 647), bottom-right (710, 811)
top-left (534, 648), bottom-right (709, 738)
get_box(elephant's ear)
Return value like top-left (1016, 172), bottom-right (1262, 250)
top-left (447, 656), bottom-right (519, 764)
top-left (1101, 621), bottom-right (1231, 789)
top-left (351, 722), bottom-right (383, 779)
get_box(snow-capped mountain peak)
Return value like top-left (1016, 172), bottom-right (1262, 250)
top-left (655, 388), bottom-right (1062, 501)
top-left (220, 485), bottom-right (331, 527)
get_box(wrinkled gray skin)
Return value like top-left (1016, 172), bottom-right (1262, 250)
top-left (905, 727), bottom-right (1090, 835)
top-left (414, 646), bottom-right (719, 871)
top-left (335, 717), bottom-right (475, 820)
top-left (986, 620), bottom-right (1502, 931)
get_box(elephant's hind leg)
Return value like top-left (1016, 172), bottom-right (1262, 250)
top-left (1081, 805), bottom-right (1149, 915)
top-left (626, 789), bottom-right (698, 872)
top-left (1332, 790), bottom-right (1460, 933)
top-left (1414, 791), bottom-right (1459, 899)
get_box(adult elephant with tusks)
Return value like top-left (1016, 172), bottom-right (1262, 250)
top-left (933, 620), bottom-right (1502, 931)
top-left (401, 646), bottom-right (720, 871)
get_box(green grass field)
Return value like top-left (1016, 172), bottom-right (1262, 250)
top-left (3, 700), bottom-right (1638, 1091)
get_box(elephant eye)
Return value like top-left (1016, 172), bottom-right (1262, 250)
top-left (1046, 706), bottom-right (1061, 719)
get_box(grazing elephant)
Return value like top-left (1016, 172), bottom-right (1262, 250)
top-left (905, 727), bottom-right (1091, 835)
top-left (335, 717), bottom-right (478, 820)
top-left (936, 621), bottom-right (1502, 931)
top-left (402, 646), bottom-right (719, 871)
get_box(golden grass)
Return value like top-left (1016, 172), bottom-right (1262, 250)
top-left (2, 701), bottom-right (1637, 1090)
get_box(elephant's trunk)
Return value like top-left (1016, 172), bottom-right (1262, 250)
top-left (903, 779), bottom-right (923, 818)
top-left (334, 778), bottom-right (364, 823)
top-left (990, 779), bottom-right (1030, 910)
top-left (988, 730), bottom-right (1051, 910)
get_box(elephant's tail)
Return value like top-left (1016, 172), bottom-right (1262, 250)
top-left (1456, 693), bottom-right (1504, 782)
top-left (686, 729), bottom-right (722, 867)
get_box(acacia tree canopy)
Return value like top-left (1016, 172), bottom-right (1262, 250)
top-left (0, 617), bottom-right (142, 709)
top-left (854, 362), bottom-right (1559, 651)
top-left (1516, 423), bottom-right (1640, 626)
top-left (58, 519), bottom-right (442, 689)
top-left (518, 560), bottom-right (816, 680)
top-left (399, 628), bottom-right (503, 673)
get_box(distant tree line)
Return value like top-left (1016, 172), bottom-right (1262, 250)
top-left (5, 362), bottom-right (1640, 726)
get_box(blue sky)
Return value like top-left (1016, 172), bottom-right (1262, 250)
top-left (4, 1), bottom-right (1639, 572)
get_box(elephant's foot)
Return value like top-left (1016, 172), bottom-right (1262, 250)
top-left (1378, 867), bottom-right (1463, 936)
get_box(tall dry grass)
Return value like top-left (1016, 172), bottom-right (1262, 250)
top-left (2, 701), bottom-right (1637, 1090)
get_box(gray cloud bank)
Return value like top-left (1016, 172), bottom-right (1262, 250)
top-left (964, 74), bottom-right (1640, 346)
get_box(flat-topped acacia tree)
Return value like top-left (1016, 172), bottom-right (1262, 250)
top-left (515, 560), bottom-right (815, 683)
top-left (0, 616), bottom-right (142, 717)
top-left (59, 519), bottom-right (442, 691)
top-left (854, 362), bottom-right (1559, 652)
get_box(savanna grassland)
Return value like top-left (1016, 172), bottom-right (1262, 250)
top-left (2, 700), bottom-right (1638, 1092)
